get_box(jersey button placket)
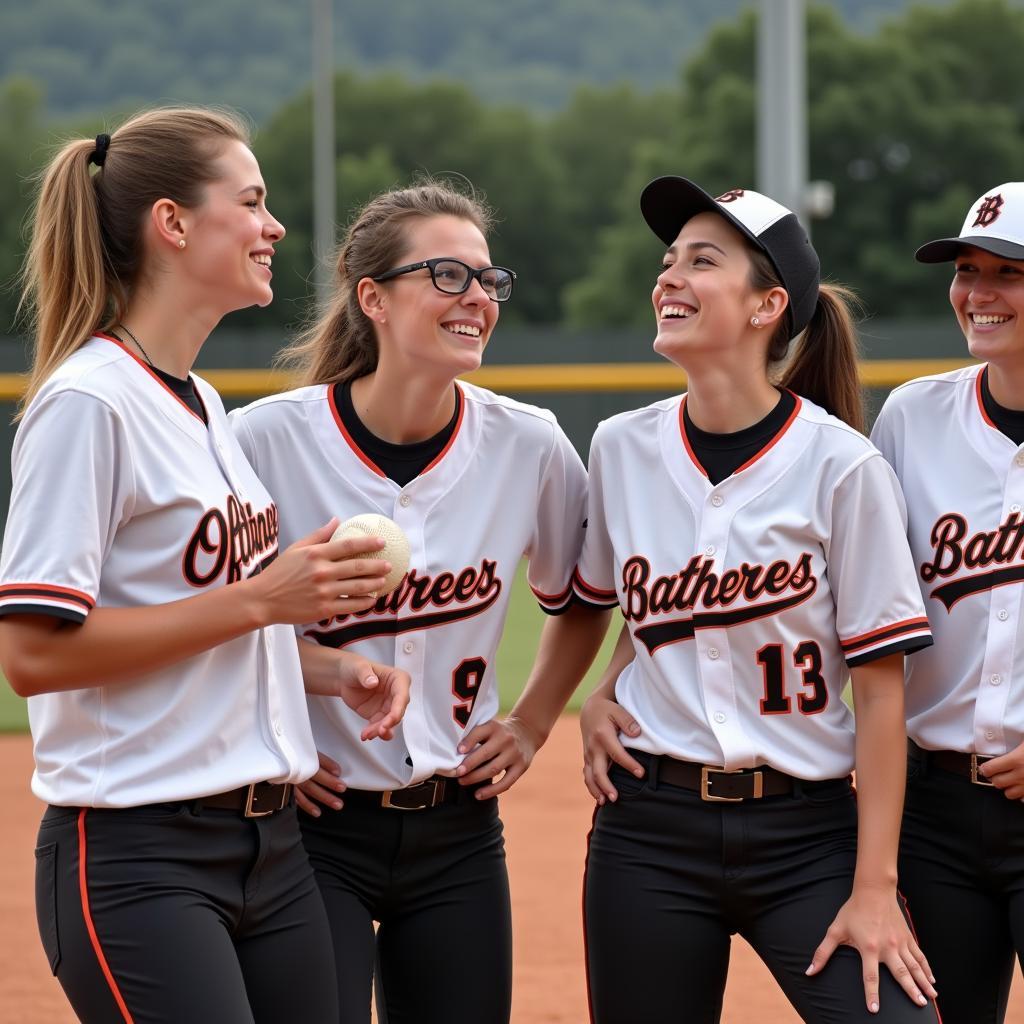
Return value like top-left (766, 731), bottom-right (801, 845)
top-left (975, 561), bottom-right (1019, 751)
top-left (698, 491), bottom-right (745, 766)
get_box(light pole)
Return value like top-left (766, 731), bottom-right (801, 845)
top-left (312, 0), bottom-right (336, 306)
top-left (757, 0), bottom-right (808, 232)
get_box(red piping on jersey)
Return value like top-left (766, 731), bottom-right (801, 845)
top-left (678, 398), bottom-right (709, 479)
top-left (734, 393), bottom-right (802, 473)
top-left (975, 364), bottom-right (997, 430)
top-left (97, 333), bottom-right (207, 425)
top-left (840, 616), bottom-right (931, 653)
top-left (677, 392), bottom-right (803, 477)
top-left (421, 382), bottom-right (466, 474)
top-left (77, 810), bottom-right (136, 1023)
top-left (0, 582), bottom-right (94, 611)
top-left (572, 567), bottom-right (617, 601)
top-left (327, 382), bottom-right (467, 480)
top-left (531, 579), bottom-right (574, 606)
top-left (327, 384), bottom-right (386, 477)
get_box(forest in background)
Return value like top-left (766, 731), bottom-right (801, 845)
top-left (2, 0), bottom-right (1022, 335)
top-left (3, 0), bottom-right (924, 119)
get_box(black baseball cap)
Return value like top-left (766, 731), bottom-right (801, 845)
top-left (915, 183), bottom-right (1024, 263)
top-left (640, 176), bottom-right (820, 338)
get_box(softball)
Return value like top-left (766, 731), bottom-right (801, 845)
top-left (331, 513), bottom-right (411, 597)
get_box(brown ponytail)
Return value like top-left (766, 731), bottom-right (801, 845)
top-left (777, 284), bottom-right (865, 434)
top-left (18, 107), bottom-right (249, 414)
top-left (279, 180), bottom-right (493, 387)
top-left (747, 248), bottom-right (865, 434)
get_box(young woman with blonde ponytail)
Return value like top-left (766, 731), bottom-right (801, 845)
top-left (574, 178), bottom-right (940, 1022)
top-left (230, 181), bottom-right (612, 1024)
top-left (0, 108), bottom-right (411, 1023)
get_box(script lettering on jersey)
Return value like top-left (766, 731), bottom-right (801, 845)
top-left (921, 511), bottom-right (1024, 611)
top-left (622, 552), bottom-right (817, 655)
top-left (304, 559), bottom-right (503, 648)
top-left (183, 495), bottom-right (280, 586)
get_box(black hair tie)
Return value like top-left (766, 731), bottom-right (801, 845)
top-left (89, 133), bottom-right (110, 168)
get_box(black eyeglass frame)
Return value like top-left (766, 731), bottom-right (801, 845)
top-left (372, 257), bottom-right (516, 302)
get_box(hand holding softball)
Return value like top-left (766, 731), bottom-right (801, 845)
top-left (250, 520), bottom-right (388, 624)
top-left (331, 514), bottom-right (411, 597)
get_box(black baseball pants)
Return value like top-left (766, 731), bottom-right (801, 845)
top-left (34, 801), bottom-right (338, 1024)
top-left (299, 790), bottom-right (512, 1024)
top-left (584, 756), bottom-right (940, 1023)
top-left (899, 749), bottom-right (1024, 1023)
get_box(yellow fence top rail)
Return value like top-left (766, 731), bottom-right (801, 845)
top-left (0, 359), bottom-right (975, 401)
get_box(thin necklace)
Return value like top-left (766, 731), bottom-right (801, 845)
top-left (116, 324), bottom-right (156, 369)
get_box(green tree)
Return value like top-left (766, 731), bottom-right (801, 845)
top-left (0, 78), bottom-right (49, 334)
top-left (250, 72), bottom-right (570, 328)
top-left (565, 0), bottom-right (1024, 326)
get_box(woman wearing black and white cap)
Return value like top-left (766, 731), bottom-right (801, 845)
top-left (872, 183), bottom-right (1024, 1023)
top-left (575, 177), bottom-right (939, 1021)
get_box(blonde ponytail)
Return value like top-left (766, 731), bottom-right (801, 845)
top-left (18, 107), bottom-right (249, 414)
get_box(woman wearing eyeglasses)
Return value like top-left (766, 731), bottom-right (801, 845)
top-left (230, 180), bottom-right (611, 1024)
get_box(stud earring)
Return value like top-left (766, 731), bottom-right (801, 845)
top-left (751, 316), bottom-right (761, 327)
top-left (178, 239), bottom-right (186, 249)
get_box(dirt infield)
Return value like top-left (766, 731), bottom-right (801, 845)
top-left (2, 722), bottom-right (1022, 1023)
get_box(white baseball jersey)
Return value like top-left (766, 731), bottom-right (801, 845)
top-left (0, 335), bottom-right (318, 807)
top-left (574, 392), bottom-right (932, 780)
top-left (872, 364), bottom-right (1024, 755)
top-left (230, 380), bottom-right (587, 791)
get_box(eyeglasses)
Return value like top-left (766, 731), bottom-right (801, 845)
top-left (372, 257), bottom-right (516, 302)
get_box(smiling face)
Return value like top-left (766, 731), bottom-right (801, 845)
top-left (950, 245), bottom-right (1024, 368)
top-left (652, 211), bottom-right (774, 368)
top-left (179, 139), bottom-right (285, 313)
top-left (372, 214), bottom-right (499, 379)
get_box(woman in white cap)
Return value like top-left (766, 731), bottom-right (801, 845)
top-left (574, 177), bottom-right (939, 1021)
top-left (872, 183), bottom-right (1024, 1024)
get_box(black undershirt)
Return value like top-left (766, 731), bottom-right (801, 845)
top-left (152, 367), bottom-right (207, 423)
top-left (333, 380), bottom-right (460, 486)
top-left (980, 366), bottom-right (1024, 447)
top-left (683, 389), bottom-right (796, 485)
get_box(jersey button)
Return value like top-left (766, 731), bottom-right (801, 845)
top-left (1013, 505), bottom-right (1023, 514)
top-left (1016, 454), bottom-right (1024, 468)
top-left (986, 730), bottom-right (997, 740)
top-left (704, 545), bottom-right (716, 557)
top-left (273, 721), bottom-right (283, 736)
top-left (713, 712), bottom-right (727, 723)
top-left (708, 647), bottom-right (720, 660)
top-left (998, 609), bottom-right (1010, 621)
top-left (402, 640), bottom-right (415, 654)
top-left (711, 495), bottom-right (724, 508)
top-left (991, 674), bottom-right (1003, 686)
top-left (399, 494), bottom-right (412, 508)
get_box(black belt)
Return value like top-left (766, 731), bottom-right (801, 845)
top-left (628, 749), bottom-right (849, 803)
top-left (908, 739), bottom-right (995, 786)
top-left (197, 782), bottom-right (294, 817)
top-left (343, 776), bottom-right (479, 812)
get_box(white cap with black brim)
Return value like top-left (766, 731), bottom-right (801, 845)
top-left (916, 183), bottom-right (1024, 264)
top-left (640, 176), bottom-right (821, 339)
